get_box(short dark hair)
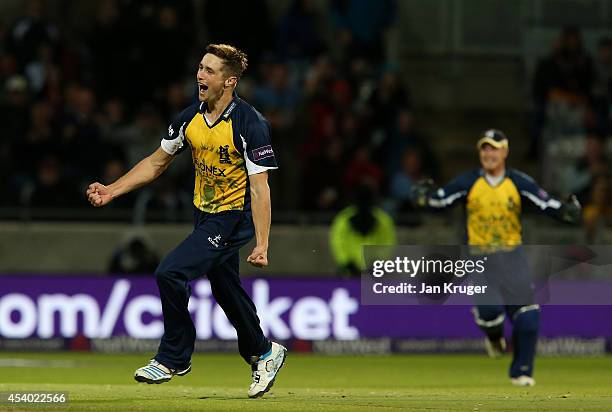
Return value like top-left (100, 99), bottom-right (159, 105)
top-left (205, 44), bottom-right (248, 78)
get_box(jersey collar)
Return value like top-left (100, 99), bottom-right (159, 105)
top-left (198, 91), bottom-right (239, 123)
top-left (480, 168), bottom-right (508, 188)
top-left (479, 168), bottom-right (508, 178)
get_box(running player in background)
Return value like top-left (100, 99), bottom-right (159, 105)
top-left (86, 44), bottom-right (286, 398)
top-left (411, 129), bottom-right (581, 386)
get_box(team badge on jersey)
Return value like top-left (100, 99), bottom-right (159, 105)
top-left (218, 145), bottom-right (232, 164)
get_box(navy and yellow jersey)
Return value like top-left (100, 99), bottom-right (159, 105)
top-left (427, 169), bottom-right (563, 247)
top-left (161, 93), bottom-right (278, 214)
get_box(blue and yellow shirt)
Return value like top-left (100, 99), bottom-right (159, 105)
top-left (427, 169), bottom-right (563, 247)
top-left (161, 93), bottom-right (277, 213)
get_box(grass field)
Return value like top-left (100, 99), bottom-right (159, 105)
top-left (0, 352), bottom-right (610, 411)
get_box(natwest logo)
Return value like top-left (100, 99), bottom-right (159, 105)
top-left (0, 279), bottom-right (359, 341)
top-left (252, 145), bottom-right (274, 161)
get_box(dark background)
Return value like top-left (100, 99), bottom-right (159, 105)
top-left (0, 0), bottom-right (611, 274)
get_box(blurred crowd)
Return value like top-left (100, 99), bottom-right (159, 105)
top-left (1, 0), bottom-right (438, 220)
top-left (531, 27), bottom-right (612, 240)
top-left (532, 27), bottom-right (612, 144)
top-left (1, 1), bottom-right (610, 242)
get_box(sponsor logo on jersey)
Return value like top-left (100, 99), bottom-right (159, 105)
top-left (208, 234), bottom-right (222, 248)
top-left (194, 159), bottom-right (226, 177)
top-left (538, 189), bottom-right (548, 199)
top-left (252, 145), bottom-right (274, 161)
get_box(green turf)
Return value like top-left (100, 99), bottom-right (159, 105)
top-left (0, 352), bottom-right (610, 411)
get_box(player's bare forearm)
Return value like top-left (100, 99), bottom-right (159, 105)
top-left (250, 172), bottom-right (271, 247)
top-left (110, 148), bottom-right (174, 197)
top-left (87, 147), bottom-right (174, 207)
top-left (247, 172), bottom-right (271, 267)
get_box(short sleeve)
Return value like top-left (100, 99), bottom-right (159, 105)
top-left (161, 106), bottom-right (196, 155)
top-left (239, 114), bottom-right (278, 175)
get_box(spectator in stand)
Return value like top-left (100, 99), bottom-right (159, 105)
top-left (389, 147), bottom-right (425, 212)
top-left (156, 84), bottom-right (196, 197)
top-left (531, 27), bottom-right (595, 155)
top-left (100, 158), bottom-right (135, 209)
top-left (329, 183), bottom-right (396, 277)
top-left (252, 60), bottom-right (300, 131)
top-left (329, 0), bottom-right (396, 63)
top-left (251, 58), bottom-right (302, 209)
top-left (95, 98), bottom-right (133, 171)
top-left (102, 158), bottom-right (126, 186)
top-left (0, 20), bottom-right (18, 79)
top-left (1, 75), bottom-right (31, 203)
top-left (90, 0), bottom-right (194, 105)
top-left (17, 101), bottom-right (58, 179)
top-left (0, 51), bottom-right (19, 87)
top-left (583, 173), bottom-right (612, 243)
top-left (338, 111), bottom-right (363, 153)
top-left (593, 37), bottom-right (612, 99)
top-left (88, 0), bottom-right (130, 100)
top-left (533, 26), bottom-right (594, 105)
top-left (368, 65), bottom-right (410, 136)
top-left (1, 75), bottom-right (30, 150)
top-left (277, 0), bottom-right (325, 61)
top-left (59, 86), bottom-right (102, 178)
top-left (299, 59), bottom-right (344, 162)
top-left (0, 22), bottom-right (8, 55)
top-left (303, 54), bottom-right (337, 101)
top-left (346, 57), bottom-right (375, 103)
top-left (162, 82), bottom-right (191, 120)
top-left (109, 235), bottom-right (160, 274)
top-left (120, 104), bottom-right (165, 168)
top-left (384, 108), bottom-right (438, 180)
top-left (23, 42), bottom-right (54, 96)
top-left (1, 75), bottom-right (31, 205)
top-left (303, 138), bottom-right (346, 211)
top-left (146, 5), bottom-right (191, 90)
top-left (27, 155), bottom-right (81, 208)
top-left (592, 37), bottom-right (612, 136)
top-left (564, 133), bottom-right (608, 205)
top-left (7, 0), bottom-right (59, 68)
top-left (344, 146), bottom-right (383, 197)
top-left (98, 98), bottom-right (129, 143)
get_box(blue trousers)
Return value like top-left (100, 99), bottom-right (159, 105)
top-left (472, 247), bottom-right (540, 378)
top-left (154, 209), bottom-right (271, 369)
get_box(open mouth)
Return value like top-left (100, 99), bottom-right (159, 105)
top-left (198, 84), bottom-right (208, 92)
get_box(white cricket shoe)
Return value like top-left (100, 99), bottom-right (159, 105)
top-left (511, 375), bottom-right (536, 387)
top-left (484, 337), bottom-right (507, 358)
top-left (248, 342), bottom-right (287, 398)
top-left (134, 359), bottom-right (191, 384)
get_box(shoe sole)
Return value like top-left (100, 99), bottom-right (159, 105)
top-left (134, 365), bottom-right (191, 384)
top-left (134, 374), bottom-right (171, 384)
top-left (248, 349), bottom-right (287, 399)
top-left (511, 378), bottom-right (535, 387)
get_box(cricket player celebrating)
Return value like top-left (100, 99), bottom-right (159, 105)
top-left (87, 44), bottom-right (286, 398)
top-left (411, 129), bottom-right (581, 386)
